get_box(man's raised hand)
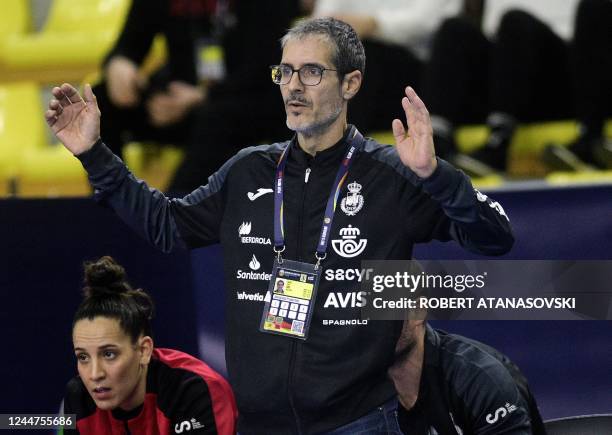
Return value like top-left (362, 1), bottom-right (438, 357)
top-left (45, 83), bottom-right (101, 156)
top-left (392, 86), bottom-right (437, 179)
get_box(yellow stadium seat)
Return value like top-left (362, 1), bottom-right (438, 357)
top-left (0, 0), bottom-right (32, 36)
top-left (17, 145), bottom-right (90, 197)
top-left (0, 81), bottom-right (89, 197)
top-left (0, 82), bottom-right (46, 181)
top-left (0, 0), bottom-right (131, 83)
top-left (546, 170), bottom-right (612, 185)
top-left (124, 142), bottom-right (184, 191)
top-left (369, 119), bottom-right (611, 178)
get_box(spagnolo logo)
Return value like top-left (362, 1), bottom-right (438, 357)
top-left (238, 222), bottom-right (271, 245)
top-left (331, 225), bottom-right (367, 258)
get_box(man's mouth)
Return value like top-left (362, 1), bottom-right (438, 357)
top-left (286, 99), bottom-right (309, 108)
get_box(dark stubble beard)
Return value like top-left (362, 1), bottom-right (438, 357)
top-left (286, 91), bottom-right (344, 138)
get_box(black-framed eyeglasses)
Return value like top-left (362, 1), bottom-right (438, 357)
top-left (270, 64), bottom-right (338, 86)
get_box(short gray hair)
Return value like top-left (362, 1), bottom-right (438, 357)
top-left (281, 17), bottom-right (366, 78)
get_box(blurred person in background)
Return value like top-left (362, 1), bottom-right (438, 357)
top-left (389, 317), bottom-right (546, 434)
top-left (543, 0), bottom-right (612, 171)
top-left (309, 0), bottom-right (462, 133)
top-left (422, 0), bottom-right (612, 176)
top-left (62, 256), bottom-right (237, 434)
top-left (97, 0), bottom-right (302, 194)
top-left (95, 0), bottom-right (216, 157)
top-left (167, 0), bottom-right (302, 193)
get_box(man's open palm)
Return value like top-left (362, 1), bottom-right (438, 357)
top-left (45, 83), bottom-right (101, 155)
top-left (392, 86), bottom-right (437, 178)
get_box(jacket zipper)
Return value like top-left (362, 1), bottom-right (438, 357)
top-left (287, 163), bottom-right (312, 434)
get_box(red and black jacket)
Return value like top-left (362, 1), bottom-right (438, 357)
top-left (63, 348), bottom-right (237, 434)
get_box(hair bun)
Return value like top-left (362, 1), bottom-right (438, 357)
top-left (83, 256), bottom-right (131, 296)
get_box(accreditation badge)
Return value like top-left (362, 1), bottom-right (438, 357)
top-left (194, 38), bottom-right (226, 83)
top-left (259, 259), bottom-right (321, 340)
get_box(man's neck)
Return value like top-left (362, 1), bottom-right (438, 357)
top-left (297, 120), bottom-right (347, 156)
top-left (387, 324), bottom-right (426, 410)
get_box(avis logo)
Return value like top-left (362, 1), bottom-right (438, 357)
top-left (323, 291), bottom-right (367, 308)
top-left (486, 403), bottom-right (517, 424)
top-left (331, 225), bottom-right (367, 258)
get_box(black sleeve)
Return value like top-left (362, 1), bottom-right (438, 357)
top-left (450, 358), bottom-right (533, 434)
top-left (77, 140), bottom-right (232, 252)
top-left (409, 158), bottom-right (514, 255)
top-left (169, 379), bottom-right (217, 434)
top-left (162, 375), bottom-right (237, 435)
top-left (104, 0), bottom-right (165, 67)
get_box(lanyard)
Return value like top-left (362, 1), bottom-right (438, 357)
top-left (273, 126), bottom-right (364, 268)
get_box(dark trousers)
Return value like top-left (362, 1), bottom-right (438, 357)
top-left (423, 0), bottom-right (612, 128)
top-left (423, 11), bottom-right (571, 125)
top-left (572, 0), bottom-right (612, 135)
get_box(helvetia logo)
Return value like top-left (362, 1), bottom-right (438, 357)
top-left (331, 225), bottom-right (367, 258)
top-left (236, 290), bottom-right (271, 302)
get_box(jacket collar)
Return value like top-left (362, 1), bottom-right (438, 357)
top-left (288, 125), bottom-right (356, 168)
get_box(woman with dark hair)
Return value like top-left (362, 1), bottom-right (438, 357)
top-left (62, 256), bottom-right (237, 434)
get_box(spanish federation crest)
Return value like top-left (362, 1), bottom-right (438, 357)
top-left (340, 181), bottom-right (364, 216)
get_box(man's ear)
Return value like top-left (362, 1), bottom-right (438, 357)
top-left (342, 70), bottom-right (362, 100)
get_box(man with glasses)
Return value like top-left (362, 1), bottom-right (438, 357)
top-left (47, 17), bottom-right (513, 434)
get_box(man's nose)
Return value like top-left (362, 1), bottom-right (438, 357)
top-left (286, 70), bottom-right (304, 92)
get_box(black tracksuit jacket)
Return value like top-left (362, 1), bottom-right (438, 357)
top-left (78, 125), bottom-right (513, 434)
top-left (395, 326), bottom-right (546, 435)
